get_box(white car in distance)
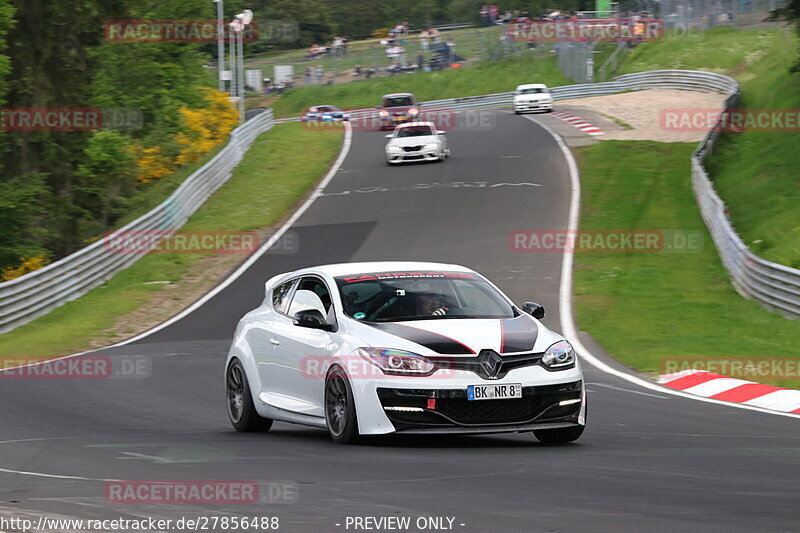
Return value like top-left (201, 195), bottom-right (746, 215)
top-left (385, 122), bottom-right (449, 165)
top-left (513, 84), bottom-right (553, 114)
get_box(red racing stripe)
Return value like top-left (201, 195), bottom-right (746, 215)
top-left (710, 383), bottom-right (783, 402)
top-left (662, 372), bottom-right (726, 390)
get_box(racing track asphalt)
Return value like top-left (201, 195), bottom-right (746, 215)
top-left (0, 110), bottom-right (798, 533)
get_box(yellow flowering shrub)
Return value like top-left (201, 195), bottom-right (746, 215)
top-left (175, 89), bottom-right (238, 166)
top-left (2, 254), bottom-right (51, 281)
top-left (134, 145), bottom-right (173, 184)
top-left (133, 89), bottom-right (237, 184)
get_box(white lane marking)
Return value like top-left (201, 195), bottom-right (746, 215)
top-left (0, 466), bottom-right (120, 482)
top-left (319, 181), bottom-right (541, 197)
top-left (525, 115), bottom-right (800, 420)
top-left (0, 123), bottom-right (354, 371)
top-left (489, 182), bottom-right (541, 187)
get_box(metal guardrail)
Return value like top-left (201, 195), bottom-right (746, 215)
top-left (1, 70), bottom-right (797, 333)
top-left (0, 110), bottom-right (276, 333)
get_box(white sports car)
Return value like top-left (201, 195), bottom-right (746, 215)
top-left (513, 83), bottom-right (554, 114)
top-left (225, 262), bottom-right (586, 444)
top-left (384, 122), bottom-right (449, 164)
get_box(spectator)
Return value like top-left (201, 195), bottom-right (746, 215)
top-left (353, 64), bottom-right (362, 77)
top-left (419, 29), bottom-right (430, 51)
top-left (332, 36), bottom-right (344, 56)
top-left (396, 46), bottom-right (407, 67)
top-left (386, 44), bottom-right (401, 63)
top-left (303, 66), bottom-right (311, 85)
top-left (314, 65), bottom-right (324, 84)
top-left (445, 38), bottom-right (455, 65)
top-left (480, 5), bottom-right (489, 27)
top-left (489, 5), bottom-right (499, 24)
top-left (429, 27), bottom-right (441, 43)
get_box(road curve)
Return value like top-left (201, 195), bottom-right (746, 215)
top-left (0, 110), bottom-right (798, 533)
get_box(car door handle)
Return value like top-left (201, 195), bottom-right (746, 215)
top-left (269, 338), bottom-right (280, 346)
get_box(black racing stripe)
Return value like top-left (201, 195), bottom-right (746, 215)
top-left (500, 315), bottom-right (538, 354)
top-left (366, 323), bottom-right (475, 355)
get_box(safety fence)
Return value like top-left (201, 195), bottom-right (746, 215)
top-left (1, 70), bottom-right (797, 334)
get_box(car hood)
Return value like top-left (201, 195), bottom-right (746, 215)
top-left (380, 106), bottom-right (414, 113)
top-left (346, 314), bottom-right (561, 356)
top-left (516, 94), bottom-right (552, 101)
top-left (387, 135), bottom-right (440, 147)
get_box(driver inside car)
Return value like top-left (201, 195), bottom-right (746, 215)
top-left (415, 291), bottom-right (449, 316)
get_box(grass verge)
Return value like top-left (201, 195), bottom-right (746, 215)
top-left (0, 123), bottom-right (343, 359)
top-left (573, 141), bottom-right (800, 389)
top-left (621, 27), bottom-right (800, 267)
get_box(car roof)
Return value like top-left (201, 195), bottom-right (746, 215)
top-left (297, 261), bottom-right (474, 278)
top-left (382, 93), bottom-right (415, 98)
top-left (395, 121), bottom-right (435, 128)
top-left (516, 83), bottom-right (548, 89)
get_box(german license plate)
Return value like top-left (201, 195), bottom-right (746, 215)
top-left (467, 383), bottom-right (522, 401)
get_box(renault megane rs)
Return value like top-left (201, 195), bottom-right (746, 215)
top-left (225, 262), bottom-right (586, 444)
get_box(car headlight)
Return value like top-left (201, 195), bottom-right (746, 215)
top-left (408, 107), bottom-right (419, 115)
top-left (541, 340), bottom-right (576, 369)
top-left (387, 145), bottom-right (403, 152)
top-left (358, 348), bottom-right (435, 375)
top-left (423, 142), bottom-right (440, 150)
top-left (379, 110), bottom-right (389, 117)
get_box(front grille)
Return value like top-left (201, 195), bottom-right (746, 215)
top-left (378, 381), bottom-right (581, 427)
top-left (402, 146), bottom-right (423, 152)
top-left (429, 350), bottom-right (564, 380)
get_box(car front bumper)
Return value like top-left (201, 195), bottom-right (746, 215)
top-left (514, 101), bottom-right (553, 112)
top-left (347, 361), bottom-right (586, 435)
top-left (386, 147), bottom-right (442, 163)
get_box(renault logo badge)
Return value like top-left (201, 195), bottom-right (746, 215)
top-left (477, 349), bottom-right (503, 379)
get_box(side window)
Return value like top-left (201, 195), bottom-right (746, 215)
top-left (287, 277), bottom-right (333, 318)
top-left (272, 280), bottom-right (295, 314)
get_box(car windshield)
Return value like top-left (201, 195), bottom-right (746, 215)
top-left (519, 88), bottom-right (548, 94)
top-left (396, 126), bottom-right (434, 138)
top-left (335, 271), bottom-right (516, 322)
top-left (383, 96), bottom-right (414, 107)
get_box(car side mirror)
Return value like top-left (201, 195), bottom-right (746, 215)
top-left (437, 130), bottom-right (446, 135)
top-left (385, 134), bottom-right (393, 139)
top-left (293, 309), bottom-right (333, 331)
top-left (522, 302), bottom-right (545, 319)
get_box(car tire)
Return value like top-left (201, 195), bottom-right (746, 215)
top-left (533, 425), bottom-right (584, 444)
top-left (324, 366), bottom-right (360, 444)
top-left (546, 108), bottom-right (553, 113)
top-left (226, 359), bottom-right (273, 432)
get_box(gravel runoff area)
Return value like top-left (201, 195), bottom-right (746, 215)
top-left (558, 89), bottom-right (729, 142)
